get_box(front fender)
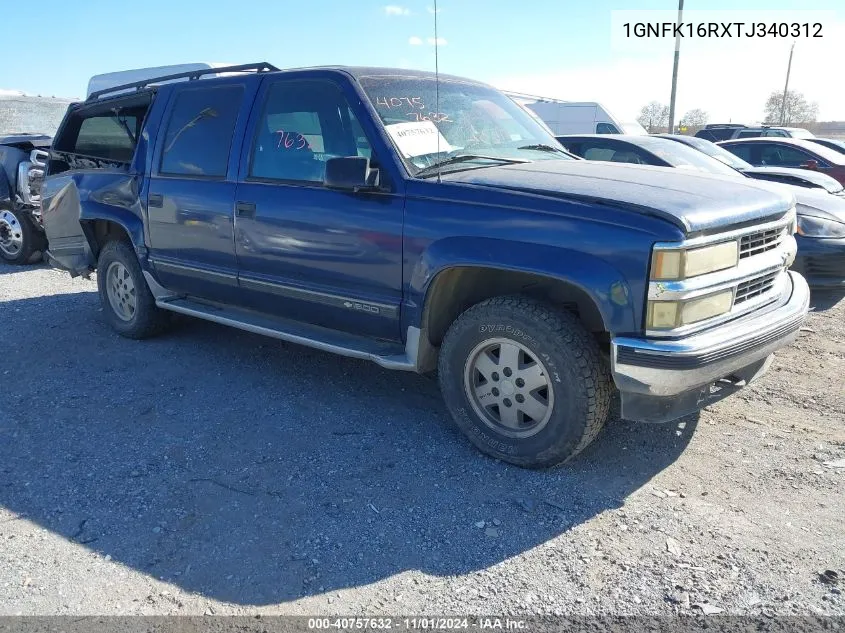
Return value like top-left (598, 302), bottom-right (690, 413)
top-left (407, 236), bottom-right (639, 335)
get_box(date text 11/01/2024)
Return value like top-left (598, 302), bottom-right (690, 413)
top-left (307, 618), bottom-right (527, 630)
top-left (622, 22), bottom-right (823, 38)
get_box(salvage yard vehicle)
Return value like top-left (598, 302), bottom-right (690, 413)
top-left (728, 126), bottom-right (815, 140)
top-left (806, 137), bottom-right (845, 156)
top-left (719, 137), bottom-right (845, 187)
top-left (0, 133), bottom-right (50, 263)
top-left (657, 134), bottom-right (845, 197)
top-left (504, 93), bottom-right (648, 136)
top-left (559, 134), bottom-right (845, 290)
top-left (42, 63), bottom-right (810, 468)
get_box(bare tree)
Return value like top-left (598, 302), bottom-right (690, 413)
top-left (637, 102), bottom-right (670, 133)
top-left (763, 90), bottom-right (819, 125)
top-left (680, 109), bottom-right (708, 128)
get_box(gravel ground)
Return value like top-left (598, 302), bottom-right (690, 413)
top-left (1, 261), bottom-right (843, 617)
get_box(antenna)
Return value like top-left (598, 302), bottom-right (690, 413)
top-left (433, 0), bottom-right (441, 183)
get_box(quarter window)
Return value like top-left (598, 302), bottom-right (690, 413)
top-left (160, 85), bottom-right (244, 177)
top-left (75, 115), bottom-right (138, 162)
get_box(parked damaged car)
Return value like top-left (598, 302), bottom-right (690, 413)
top-left (42, 63), bottom-right (809, 468)
top-left (0, 134), bottom-right (50, 263)
top-left (558, 134), bottom-right (845, 290)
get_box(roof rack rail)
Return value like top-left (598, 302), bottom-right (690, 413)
top-left (86, 62), bottom-right (279, 102)
top-left (502, 90), bottom-right (566, 103)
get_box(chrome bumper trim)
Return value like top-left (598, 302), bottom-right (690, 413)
top-left (612, 271), bottom-right (809, 411)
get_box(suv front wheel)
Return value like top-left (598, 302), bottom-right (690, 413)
top-left (438, 296), bottom-right (612, 468)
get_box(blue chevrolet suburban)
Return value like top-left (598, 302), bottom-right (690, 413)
top-left (41, 63), bottom-right (810, 468)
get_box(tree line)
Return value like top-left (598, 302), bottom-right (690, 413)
top-left (635, 90), bottom-right (820, 133)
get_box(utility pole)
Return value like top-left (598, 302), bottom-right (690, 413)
top-left (779, 42), bottom-right (795, 126)
top-left (667, 0), bottom-right (684, 134)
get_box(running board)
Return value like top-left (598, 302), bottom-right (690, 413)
top-left (155, 297), bottom-right (417, 371)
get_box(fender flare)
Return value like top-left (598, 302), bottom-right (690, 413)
top-left (407, 236), bottom-right (639, 337)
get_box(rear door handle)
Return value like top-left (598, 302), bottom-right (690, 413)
top-left (148, 193), bottom-right (163, 208)
top-left (236, 201), bottom-right (256, 218)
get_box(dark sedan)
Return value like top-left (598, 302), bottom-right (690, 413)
top-left (717, 137), bottom-right (845, 187)
top-left (558, 134), bottom-right (845, 290)
top-left (657, 134), bottom-right (845, 196)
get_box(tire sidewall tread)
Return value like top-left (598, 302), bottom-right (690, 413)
top-left (96, 240), bottom-right (168, 339)
top-left (438, 295), bottom-right (612, 468)
top-left (0, 206), bottom-right (44, 265)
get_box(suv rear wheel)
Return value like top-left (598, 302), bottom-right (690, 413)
top-left (97, 240), bottom-right (170, 339)
top-left (438, 296), bottom-right (612, 468)
top-left (0, 207), bottom-right (45, 264)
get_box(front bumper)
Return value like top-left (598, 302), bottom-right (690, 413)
top-left (791, 236), bottom-right (845, 289)
top-left (611, 271), bottom-right (810, 423)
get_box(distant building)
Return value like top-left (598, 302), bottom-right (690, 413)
top-left (808, 121), bottom-right (845, 139)
top-left (0, 93), bottom-right (75, 136)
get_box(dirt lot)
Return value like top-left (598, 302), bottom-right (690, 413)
top-left (1, 261), bottom-right (843, 617)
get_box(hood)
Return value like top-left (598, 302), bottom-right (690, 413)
top-left (793, 187), bottom-right (845, 223)
top-left (740, 166), bottom-right (844, 194)
top-left (748, 178), bottom-right (845, 222)
top-left (441, 160), bottom-right (794, 235)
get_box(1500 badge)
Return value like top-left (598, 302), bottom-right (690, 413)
top-left (343, 301), bottom-right (380, 314)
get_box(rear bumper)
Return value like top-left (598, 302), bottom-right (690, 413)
top-left (791, 236), bottom-right (845, 289)
top-left (611, 271), bottom-right (810, 423)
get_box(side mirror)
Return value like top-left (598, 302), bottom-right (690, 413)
top-left (324, 156), bottom-right (380, 191)
top-left (801, 159), bottom-right (819, 170)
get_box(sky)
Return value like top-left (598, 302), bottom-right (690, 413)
top-left (2, 0), bottom-right (844, 125)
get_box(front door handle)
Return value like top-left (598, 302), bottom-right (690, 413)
top-left (148, 193), bottom-right (163, 208)
top-left (236, 201), bottom-right (256, 218)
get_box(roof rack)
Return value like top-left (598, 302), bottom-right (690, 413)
top-left (86, 62), bottom-right (279, 102)
top-left (502, 90), bottom-right (566, 103)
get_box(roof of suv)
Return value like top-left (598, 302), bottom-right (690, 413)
top-left (85, 64), bottom-right (489, 104)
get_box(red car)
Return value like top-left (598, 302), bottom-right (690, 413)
top-left (718, 137), bottom-right (845, 187)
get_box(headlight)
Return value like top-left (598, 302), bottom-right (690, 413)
top-left (797, 215), bottom-right (845, 238)
top-left (647, 290), bottom-right (734, 330)
top-left (651, 241), bottom-right (739, 280)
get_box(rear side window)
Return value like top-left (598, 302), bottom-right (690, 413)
top-left (75, 115), bottom-right (137, 162)
top-left (723, 144), bottom-right (754, 163)
top-left (736, 130), bottom-right (761, 139)
top-left (160, 85), bottom-right (244, 178)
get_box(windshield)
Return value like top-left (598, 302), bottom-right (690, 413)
top-left (620, 121), bottom-right (648, 135)
top-left (632, 137), bottom-right (741, 177)
top-left (675, 136), bottom-right (752, 169)
top-left (358, 75), bottom-right (571, 175)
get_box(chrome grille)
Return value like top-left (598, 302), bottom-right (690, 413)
top-left (740, 227), bottom-right (784, 259)
top-left (735, 272), bottom-right (778, 304)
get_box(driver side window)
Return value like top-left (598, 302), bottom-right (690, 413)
top-left (249, 79), bottom-right (372, 183)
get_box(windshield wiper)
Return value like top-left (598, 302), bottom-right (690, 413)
top-left (517, 143), bottom-right (569, 155)
top-left (416, 154), bottom-right (529, 178)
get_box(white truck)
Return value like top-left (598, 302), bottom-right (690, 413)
top-left (504, 92), bottom-right (647, 136)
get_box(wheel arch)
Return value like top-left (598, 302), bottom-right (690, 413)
top-left (409, 237), bottom-right (638, 350)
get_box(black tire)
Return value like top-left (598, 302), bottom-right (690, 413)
top-left (0, 206), bottom-right (46, 264)
top-left (438, 295), bottom-right (612, 468)
top-left (96, 240), bottom-right (170, 339)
